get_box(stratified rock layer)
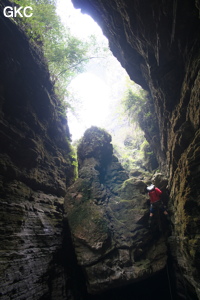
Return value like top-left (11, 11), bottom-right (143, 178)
top-left (65, 127), bottom-right (169, 294)
top-left (71, 1), bottom-right (200, 298)
top-left (0, 12), bottom-right (74, 300)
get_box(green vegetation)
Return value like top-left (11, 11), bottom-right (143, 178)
top-left (112, 125), bottom-right (145, 172)
top-left (121, 80), bottom-right (160, 141)
top-left (10, 0), bottom-right (90, 104)
top-left (122, 83), bottom-right (147, 123)
top-left (5, 0), bottom-right (158, 173)
top-left (114, 79), bottom-right (158, 172)
top-left (69, 146), bottom-right (78, 179)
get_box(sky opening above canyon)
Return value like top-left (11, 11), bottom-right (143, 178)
top-left (56, 0), bottom-right (127, 141)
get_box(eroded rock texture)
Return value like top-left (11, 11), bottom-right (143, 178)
top-left (71, 0), bottom-right (200, 298)
top-left (0, 12), bottom-right (74, 300)
top-left (65, 127), bottom-right (169, 294)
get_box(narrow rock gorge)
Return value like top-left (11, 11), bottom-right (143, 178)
top-left (0, 8), bottom-right (75, 299)
top-left (69, 0), bottom-right (200, 298)
top-left (0, 0), bottom-right (200, 299)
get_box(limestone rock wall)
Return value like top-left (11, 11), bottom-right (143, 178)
top-left (65, 127), bottom-right (169, 294)
top-left (0, 14), bottom-right (74, 300)
top-left (71, 0), bottom-right (200, 298)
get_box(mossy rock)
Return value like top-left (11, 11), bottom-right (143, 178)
top-left (77, 126), bottom-right (113, 166)
top-left (119, 178), bottom-right (147, 200)
top-left (68, 201), bottom-right (110, 252)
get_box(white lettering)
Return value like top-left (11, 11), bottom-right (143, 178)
top-left (3, 6), bottom-right (33, 18)
top-left (3, 6), bottom-right (13, 18)
top-left (23, 6), bottom-right (33, 18)
top-left (14, 7), bottom-right (23, 17)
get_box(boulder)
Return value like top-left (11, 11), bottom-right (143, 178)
top-left (65, 127), bottom-right (169, 294)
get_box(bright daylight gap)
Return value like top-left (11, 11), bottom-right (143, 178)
top-left (56, 0), bottom-right (149, 174)
top-left (56, 0), bottom-right (128, 141)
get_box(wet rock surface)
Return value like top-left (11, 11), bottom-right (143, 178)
top-left (0, 0), bottom-right (200, 298)
top-left (65, 127), bottom-right (169, 294)
top-left (0, 13), bottom-right (74, 300)
top-left (71, 0), bottom-right (200, 298)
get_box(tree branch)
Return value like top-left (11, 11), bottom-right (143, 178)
top-left (57, 56), bottom-right (105, 78)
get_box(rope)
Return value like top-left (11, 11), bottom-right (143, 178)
top-left (166, 261), bottom-right (173, 300)
top-left (157, 204), bottom-right (173, 299)
top-left (157, 204), bottom-right (162, 232)
top-left (149, 202), bottom-right (174, 299)
top-left (176, 248), bottom-right (189, 299)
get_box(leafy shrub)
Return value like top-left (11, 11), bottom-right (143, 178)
top-left (10, 0), bottom-right (89, 103)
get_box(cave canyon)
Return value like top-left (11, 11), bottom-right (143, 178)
top-left (0, 0), bottom-right (200, 299)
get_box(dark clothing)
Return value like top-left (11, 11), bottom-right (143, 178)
top-left (150, 201), bottom-right (166, 214)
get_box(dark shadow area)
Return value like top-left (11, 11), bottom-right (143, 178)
top-left (86, 266), bottom-right (175, 300)
top-left (62, 222), bottom-right (178, 300)
top-left (62, 220), bottom-right (90, 300)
